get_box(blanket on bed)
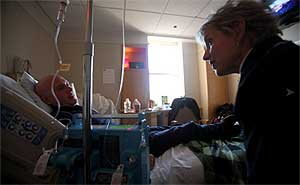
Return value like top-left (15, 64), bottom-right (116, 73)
top-left (185, 136), bottom-right (246, 184)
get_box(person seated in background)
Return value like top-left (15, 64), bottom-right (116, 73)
top-left (35, 74), bottom-right (241, 158)
top-left (168, 97), bottom-right (201, 125)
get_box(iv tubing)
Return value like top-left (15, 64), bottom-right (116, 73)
top-left (51, 20), bottom-right (64, 119)
top-left (54, 21), bottom-right (63, 64)
top-left (115, 0), bottom-right (127, 112)
top-left (51, 70), bottom-right (61, 118)
top-left (101, 1), bottom-right (127, 171)
top-left (104, 0), bottom-right (126, 132)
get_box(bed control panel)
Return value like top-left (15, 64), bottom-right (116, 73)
top-left (1, 105), bottom-right (48, 145)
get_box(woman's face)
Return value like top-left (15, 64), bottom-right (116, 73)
top-left (202, 26), bottom-right (242, 76)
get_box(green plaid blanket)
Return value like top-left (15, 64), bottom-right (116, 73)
top-left (185, 137), bottom-right (246, 184)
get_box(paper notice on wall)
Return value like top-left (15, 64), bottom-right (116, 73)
top-left (103, 69), bottom-right (115, 84)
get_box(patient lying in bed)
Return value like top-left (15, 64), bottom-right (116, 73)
top-left (1, 73), bottom-right (246, 184)
top-left (33, 74), bottom-right (246, 184)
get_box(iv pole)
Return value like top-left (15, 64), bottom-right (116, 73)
top-left (82, 0), bottom-right (94, 183)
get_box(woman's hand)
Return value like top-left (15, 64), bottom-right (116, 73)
top-left (149, 154), bottom-right (155, 170)
top-left (221, 114), bottom-right (240, 137)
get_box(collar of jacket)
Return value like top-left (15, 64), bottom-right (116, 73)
top-left (240, 35), bottom-right (283, 75)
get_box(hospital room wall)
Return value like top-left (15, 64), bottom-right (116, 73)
top-left (182, 42), bottom-right (201, 110)
top-left (281, 23), bottom-right (300, 44)
top-left (58, 29), bottom-right (204, 110)
top-left (0, 1), bottom-right (57, 79)
top-left (58, 39), bottom-right (205, 112)
top-left (57, 30), bottom-right (149, 107)
top-left (197, 45), bottom-right (239, 121)
top-left (58, 40), bottom-right (123, 105)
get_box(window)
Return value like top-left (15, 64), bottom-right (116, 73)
top-left (148, 36), bottom-right (185, 106)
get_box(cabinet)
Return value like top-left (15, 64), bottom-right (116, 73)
top-left (121, 46), bottom-right (150, 110)
top-left (119, 110), bottom-right (170, 126)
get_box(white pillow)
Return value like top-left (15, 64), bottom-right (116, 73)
top-left (18, 72), bottom-right (52, 113)
top-left (78, 93), bottom-right (117, 115)
top-left (0, 73), bottom-right (33, 102)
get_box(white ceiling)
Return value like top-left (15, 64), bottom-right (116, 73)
top-left (35, 0), bottom-right (228, 40)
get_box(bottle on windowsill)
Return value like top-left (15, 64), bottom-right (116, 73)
top-left (124, 98), bottom-right (131, 113)
top-left (133, 98), bottom-right (141, 113)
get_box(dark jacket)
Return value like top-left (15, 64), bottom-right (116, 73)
top-left (235, 36), bottom-right (299, 184)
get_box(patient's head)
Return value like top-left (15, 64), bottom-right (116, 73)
top-left (35, 75), bottom-right (78, 107)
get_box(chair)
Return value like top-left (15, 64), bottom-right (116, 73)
top-left (168, 97), bottom-right (201, 125)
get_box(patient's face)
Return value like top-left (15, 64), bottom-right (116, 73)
top-left (52, 77), bottom-right (78, 107)
top-left (37, 75), bottom-right (78, 107)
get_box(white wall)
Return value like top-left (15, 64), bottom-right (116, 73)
top-left (1, 1), bottom-right (57, 79)
top-left (60, 28), bottom-right (148, 45)
top-left (282, 23), bottom-right (300, 43)
top-left (197, 45), bottom-right (209, 119)
top-left (60, 30), bottom-right (202, 106)
top-left (59, 40), bottom-right (123, 104)
top-left (182, 42), bottom-right (201, 107)
top-left (59, 28), bottom-right (149, 104)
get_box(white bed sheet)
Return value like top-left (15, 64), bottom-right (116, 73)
top-left (151, 144), bottom-right (205, 184)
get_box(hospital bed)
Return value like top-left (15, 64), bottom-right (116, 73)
top-left (0, 73), bottom-right (150, 184)
top-left (1, 74), bottom-right (65, 184)
top-left (2, 73), bottom-right (249, 184)
top-left (1, 73), bottom-right (247, 184)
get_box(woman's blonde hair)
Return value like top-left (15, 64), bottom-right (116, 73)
top-left (198, 0), bottom-right (282, 45)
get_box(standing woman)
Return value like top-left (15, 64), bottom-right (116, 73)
top-left (198, 0), bottom-right (299, 184)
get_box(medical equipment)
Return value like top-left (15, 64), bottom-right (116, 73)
top-left (54, 0), bottom-right (69, 64)
top-left (81, 0), bottom-right (95, 182)
top-left (48, 113), bottom-right (150, 184)
top-left (0, 85), bottom-right (65, 184)
top-left (57, 0), bottom-right (70, 23)
top-left (52, 0), bottom-right (70, 119)
top-left (1, 73), bottom-right (150, 184)
top-left (80, 0), bottom-right (128, 182)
